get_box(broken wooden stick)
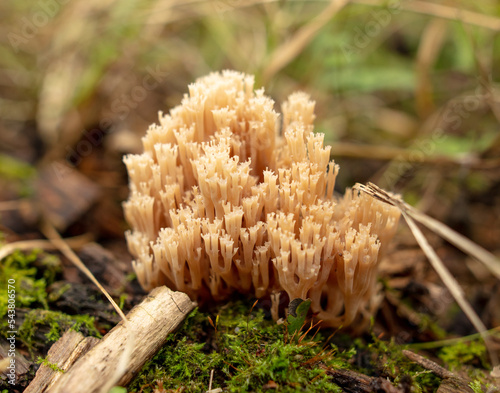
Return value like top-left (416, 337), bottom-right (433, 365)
top-left (48, 286), bottom-right (195, 393)
top-left (402, 350), bottom-right (475, 393)
top-left (25, 330), bottom-right (99, 393)
top-left (324, 367), bottom-right (406, 393)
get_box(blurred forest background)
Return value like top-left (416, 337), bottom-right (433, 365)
top-left (1, 0), bottom-right (500, 237)
top-left (1, 0), bottom-right (500, 391)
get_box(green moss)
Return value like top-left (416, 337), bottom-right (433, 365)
top-left (47, 282), bottom-right (72, 303)
top-left (362, 333), bottom-right (441, 392)
top-left (0, 249), bottom-right (59, 321)
top-left (129, 299), bottom-right (460, 393)
top-left (438, 339), bottom-right (488, 370)
top-left (468, 379), bottom-right (498, 393)
top-left (129, 301), bottom-right (349, 393)
top-left (109, 388), bottom-right (127, 393)
top-left (19, 309), bottom-right (100, 352)
top-left (0, 154), bottom-right (36, 180)
top-left (0, 154), bottom-right (36, 196)
top-left (0, 249), bottom-right (100, 354)
top-left (36, 356), bottom-right (65, 373)
top-left (470, 380), bottom-right (484, 393)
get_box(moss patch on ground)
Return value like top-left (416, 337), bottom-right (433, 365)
top-left (128, 299), bottom-right (472, 393)
top-left (0, 248), bottom-right (101, 355)
top-left (129, 301), bottom-right (347, 393)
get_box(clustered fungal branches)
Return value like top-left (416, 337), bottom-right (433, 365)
top-left (124, 71), bottom-right (400, 329)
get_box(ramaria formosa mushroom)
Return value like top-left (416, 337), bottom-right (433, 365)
top-left (123, 70), bottom-right (401, 329)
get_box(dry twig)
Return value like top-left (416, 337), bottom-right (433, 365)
top-left (25, 331), bottom-right (99, 393)
top-left (47, 286), bottom-right (194, 393)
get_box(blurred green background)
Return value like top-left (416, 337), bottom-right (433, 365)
top-left (1, 0), bottom-right (499, 246)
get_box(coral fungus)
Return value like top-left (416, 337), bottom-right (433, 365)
top-left (123, 70), bottom-right (400, 328)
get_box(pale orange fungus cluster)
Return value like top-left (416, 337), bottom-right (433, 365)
top-left (123, 70), bottom-right (400, 328)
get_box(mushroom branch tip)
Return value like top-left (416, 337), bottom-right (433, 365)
top-left (123, 70), bottom-right (401, 329)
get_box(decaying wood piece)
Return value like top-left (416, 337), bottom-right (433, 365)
top-left (325, 368), bottom-right (405, 393)
top-left (77, 242), bottom-right (132, 291)
top-left (0, 340), bottom-right (31, 389)
top-left (402, 350), bottom-right (475, 393)
top-left (37, 164), bottom-right (101, 231)
top-left (402, 350), bottom-right (453, 379)
top-left (25, 330), bottom-right (99, 393)
top-left (325, 368), bottom-right (373, 392)
top-left (48, 286), bottom-right (195, 393)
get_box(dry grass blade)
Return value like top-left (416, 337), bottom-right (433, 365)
top-left (415, 18), bottom-right (448, 118)
top-left (358, 183), bottom-right (500, 280)
top-left (353, 0), bottom-right (500, 31)
top-left (330, 143), bottom-right (500, 170)
top-left (40, 219), bottom-right (134, 393)
top-left (0, 200), bottom-right (24, 211)
top-left (0, 234), bottom-right (93, 261)
top-left (409, 326), bottom-right (500, 350)
top-left (262, 0), bottom-right (351, 83)
top-left (41, 220), bottom-right (127, 321)
top-left (403, 211), bottom-right (498, 367)
top-left (405, 206), bottom-right (500, 281)
top-left (356, 182), bottom-right (499, 367)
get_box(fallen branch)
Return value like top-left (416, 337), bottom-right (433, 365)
top-left (25, 330), bottom-right (99, 393)
top-left (48, 286), bottom-right (195, 393)
top-left (402, 350), bottom-right (474, 393)
top-left (325, 367), bottom-right (405, 393)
